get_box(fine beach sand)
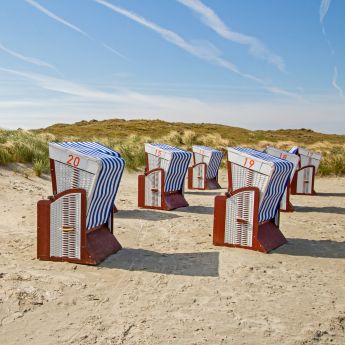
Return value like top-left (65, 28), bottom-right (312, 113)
top-left (0, 167), bottom-right (344, 345)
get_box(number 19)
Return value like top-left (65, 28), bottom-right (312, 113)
top-left (244, 157), bottom-right (255, 168)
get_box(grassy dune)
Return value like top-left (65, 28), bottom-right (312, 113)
top-left (1, 118), bottom-right (345, 176)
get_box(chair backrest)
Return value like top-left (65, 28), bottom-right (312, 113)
top-left (145, 143), bottom-right (192, 192)
top-left (227, 147), bottom-right (293, 222)
top-left (49, 142), bottom-right (125, 229)
top-left (266, 146), bottom-right (300, 182)
top-left (192, 145), bottom-right (223, 179)
top-left (289, 146), bottom-right (322, 171)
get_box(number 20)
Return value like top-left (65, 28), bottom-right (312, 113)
top-left (67, 155), bottom-right (80, 167)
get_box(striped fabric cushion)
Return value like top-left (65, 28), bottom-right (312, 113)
top-left (230, 147), bottom-right (293, 222)
top-left (193, 145), bottom-right (223, 179)
top-left (57, 141), bottom-right (122, 157)
top-left (51, 142), bottom-right (125, 230)
top-left (146, 143), bottom-right (191, 192)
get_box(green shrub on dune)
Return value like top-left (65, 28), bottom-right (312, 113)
top-left (1, 122), bottom-right (345, 177)
top-left (0, 129), bottom-right (52, 174)
top-left (32, 159), bottom-right (49, 177)
top-left (0, 145), bottom-right (12, 165)
top-left (319, 146), bottom-right (345, 176)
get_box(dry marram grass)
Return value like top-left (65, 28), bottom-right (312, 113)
top-left (1, 119), bottom-right (345, 176)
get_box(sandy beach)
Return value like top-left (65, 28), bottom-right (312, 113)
top-left (0, 166), bottom-right (344, 345)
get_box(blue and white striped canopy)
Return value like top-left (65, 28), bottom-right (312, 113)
top-left (289, 146), bottom-right (299, 154)
top-left (193, 145), bottom-right (223, 179)
top-left (52, 142), bottom-right (125, 230)
top-left (231, 147), bottom-right (293, 222)
top-left (147, 143), bottom-right (191, 192)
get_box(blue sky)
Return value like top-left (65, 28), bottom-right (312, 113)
top-left (0, 0), bottom-right (344, 133)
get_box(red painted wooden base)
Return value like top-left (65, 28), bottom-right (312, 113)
top-left (37, 190), bottom-right (121, 265)
top-left (206, 178), bottom-right (222, 190)
top-left (255, 222), bottom-right (287, 253)
top-left (213, 193), bottom-right (287, 253)
top-left (187, 166), bottom-right (221, 190)
top-left (138, 173), bottom-right (189, 211)
top-left (290, 165), bottom-right (317, 195)
top-left (164, 192), bottom-right (189, 210)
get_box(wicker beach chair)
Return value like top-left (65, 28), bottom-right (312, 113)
top-left (37, 142), bottom-right (125, 265)
top-left (188, 146), bottom-right (223, 190)
top-left (289, 147), bottom-right (322, 195)
top-left (213, 147), bottom-right (293, 253)
top-left (265, 146), bottom-right (300, 212)
top-left (138, 143), bottom-right (192, 210)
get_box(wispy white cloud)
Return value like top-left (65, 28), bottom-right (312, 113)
top-left (0, 66), bottom-right (303, 113)
top-left (0, 66), bottom-right (204, 107)
top-left (24, 0), bottom-right (127, 62)
top-left (320, 0), bottom-right (333, 41)
top-left (0, 66), bottom-right (121, 100)
top-left (0, 41), bottom-right (59, 73)
top-left (332, 66), bottom-right (345, 100)
top-left (319, 0), bottom-right (344, 100)
top-left (0, 100), bottom-right (41, 109)
top-left (94, 0), bottom-right (240, 74)
top-left (22, 0), bottom-right (297, 100)
top-left (0, 67), bottom-right (343, 133)
top-left (25, 0), bottom-right (90, 38)
top-left (1, 92), bottom-right (343, 134)
top-left (94, 0), bottom-right (300, 99)
top-left (320, 0), bottom-right (332, 24)
top-left (177, 0), bottom-right (285, 71)
top-left (102, 43), bottom-right (128, 61)
top-left (265, 86), bottom-right (305, 101)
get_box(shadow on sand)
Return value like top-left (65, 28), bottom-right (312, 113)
top-left (294, 205), bottom-right (345, 215)
top-left (176, 205), bottom-right (214, 215)
top-left (274, 238), bottom-right (345, 259)
top-left (116, 209), bottom-right (180, 221)
top-left (316, 192), bottom-right (345, 197)
top-left (185, 191), bottom-right (223, 196)
top-left (101, 248), bottom-right (219, 277)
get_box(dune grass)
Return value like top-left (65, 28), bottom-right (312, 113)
top-left (2, 119), bottom-right (345, 177)
top-left (36, 118), bottom-right (345, 146)
top-left (0, 129), bottom-right (51, 174)
top-left (318, 146), bottom-right (345, 176)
